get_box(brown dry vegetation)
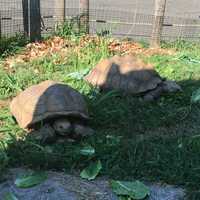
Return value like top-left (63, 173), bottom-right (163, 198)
top-left (2, 36), bottom-right (175, 72)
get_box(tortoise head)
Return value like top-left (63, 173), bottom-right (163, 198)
top-left (53, 118), bottom-right (72, 136)
top-left (162, 80), bottom-right (182, 93)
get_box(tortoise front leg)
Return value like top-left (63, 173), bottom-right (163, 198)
top-left (33, 124), bottom-right (56, 143)
top-left (73, 123), bottom-right (94, 137)
top-left (143, 86), bottom-right (164, 101)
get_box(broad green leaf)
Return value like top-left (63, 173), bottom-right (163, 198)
top-left (106, 135), bottom-right (122, 146)
top-left (191, 88), bottom-right (200, 103)
top-left (80, 145), bottom-right (95, 156)
top-left (67, 68), bottom-right (91, 80)
top-left (44, 146), bottom-right (53, 153)
top-left (178, 54), bottom-right (200, 64)
top-left (110, 180), bottom-right (150, 200)
top-left (80, 160), bottom-right (102, 180)
top-left (15, 171), bottom-right (47, 188)
top-left (3, 192), bottom-right (18, 200)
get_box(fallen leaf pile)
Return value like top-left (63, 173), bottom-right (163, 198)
top-left (79, 35), bottom-right (102, 48)
top-left (3, 36), bottom-right (71, 71)
top-left (25, 36), bottom-right (67, 58)
top-left (108, 39), bottom-right (175, 56)
top-left (77, 35), bottom-right (175, 56)
top-left (108, 40), bottom-right (142, 55)
top-left (2, 35), bottom-right (175, 71)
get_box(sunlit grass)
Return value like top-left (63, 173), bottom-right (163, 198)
top-left (1, 34), bottom-right (200, 198)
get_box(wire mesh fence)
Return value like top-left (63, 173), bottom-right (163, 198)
top-left (1, 0), bottom-right (200, 41)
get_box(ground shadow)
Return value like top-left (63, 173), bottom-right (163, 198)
top-left (1, 56), bottom-right (200, 198)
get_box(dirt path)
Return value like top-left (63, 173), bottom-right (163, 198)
top-left (0, 168), bottom-right (185, 200)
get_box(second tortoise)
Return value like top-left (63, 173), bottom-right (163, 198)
top-left (84, 55), bottom-right (181, 101)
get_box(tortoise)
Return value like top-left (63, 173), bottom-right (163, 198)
top-left (10, 80), bottom-right (94, 143)
top-left (84, 55), bottom-right (182, 101)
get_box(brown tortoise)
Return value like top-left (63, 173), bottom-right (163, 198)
top-left (10, 80), bottom-right (94, 142)
top-left (85, 55), bottom-right (181, 101)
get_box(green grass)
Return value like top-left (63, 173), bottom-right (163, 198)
top-left (0, 34), bottom-right (28, 58)
top-left (1, 35), bottom-right (200, 199)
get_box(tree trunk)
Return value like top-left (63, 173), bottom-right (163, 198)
top-left (150, 0), bottom-right (167, 48)
top-left (0, 12), bottom-right (1, 38)
top-left (29, 0), bottom-right (41, 41)
top-left (22, 0), bottom-right (29, 37)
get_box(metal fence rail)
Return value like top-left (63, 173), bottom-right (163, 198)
top-left (0, 0), bottom-right (200, 41)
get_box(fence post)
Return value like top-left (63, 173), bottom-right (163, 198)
top-left (150, 0), bottom-right (167, 48)
top-left (22, 0), bottom-right (29, 37)
top-left (55, 0), bottom-right (65, 24)
top-left (79, 0), bottom-right (89, 34)
top-left (29, 0), bottom-right (41, 41)
top-left (0, 12), bottom-right (1, 38)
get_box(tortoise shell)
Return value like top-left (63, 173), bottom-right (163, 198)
top-left (10, 80), bottom-right (89, 129)
top-left (84, 55), bottom-right (163, 94)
